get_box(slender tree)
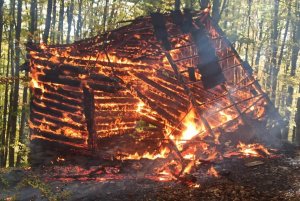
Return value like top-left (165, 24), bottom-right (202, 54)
top-left (0, 0), bottom-right (6, 166)
top-left (102, 0), bottom-right (109, 32)
top-left (0, 0), bottom-right (4, 58)
top-left (57, 0), bottom-right (64, 43)
top-left (175, 0), bottom-right (181, 10)
top-left (9, 0), bottom-right (22, 167)
top-left (212, 0), bottom-right (221, 22)
top-left (245, 0), bottom-right (252, 61)
top-left (75, 0), bottom-right (83, 39)
top-left (50, 0), bottom-right (57, 43)
top-left (269, 0), bottom-right (279, 101)
top-left (43, 0), bottom-right (53, 43)
top-left (278, 2), bottom-right (291, 69)
top-left (66, 0), bottom-right (74, 44)
top-left (4, 0), bottom-right (16, 168)
top-left (290, 2), bottom-right (300, 76)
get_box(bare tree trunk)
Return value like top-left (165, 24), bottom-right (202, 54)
top-left (43, 0), bottom-right (52, 43)
top-left (295, 86), bottom-right (300, 145)
top-left (107, 0), bottom-right (117, 30)
top-left (17, 0), bottom-right (37, 166)
top-left (50, 0), bottom-right (56, 43)
top-left (8, 0), bottom-right (22, 167)
top-left (245, 0), bottom-right (252, 61)
top-left (102, 0), bottom-right (109, 32)
top-left (0, 0), bottom-right (7, 166)
top-left (88, 0), bottom-right (95, 36)
top-left (175, 0), bottom-right (181, 10)
top-left (278, 1), bottom-right (291, 68)
top-left (4, 0), bottom-right (16, 168)
top-left (255, 18), bottom-right (264, 66)
top-left (66, 0), bottom-right (74, 44)
top-left (290, 3), bottom-right (300, 76)
top-left (212, 0), bottom-right (221, 22)
top-left (199, 0), bottom-right (209, 10)
top-left (57, 0), bottom-right (64, 43)
top-left (0, 0), bottom-right (4, 58)
top-left (75, 0), bottom-right (83, 39)
top-left (28, 0), bottom-right (37, 42)
top-left (269, 0), bottom-right (279, 101)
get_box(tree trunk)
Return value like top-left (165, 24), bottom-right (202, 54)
top-left (75, 0), bottom-right (83, 40)
top-left (199, 0), bottom-right (209, 10)
top-left (0, 0), bottom-right (8, 166)
top-left (8, 0), bottom-right (22, 167)
top-left (107, 0), bottom-right (117, 30)
top-left (212, 0), bottom-right (221, 23)
top-left (290, 3), bottom-right (300, 76)
top-left (50, 0), bottom-right (56, 43)
top-left (175, 0), bottom-right (181, 10)
top-left (66, 0), bottom-right (74, 44)
top-left (269, 0), bottom-right (279, 101)
top-left (0, 0), bottom-right (4, 58)
top-left (28, 0), bottom-right (37, 42)
top-left (245, 0), bottom-right (252, 61)
top-left (277, 1), bottom-right (291, 68)
top-left (57, 0), bottom-right (64, 43)
top-left (4, 0), bottom-right (15, 168)
top-left (43, 0), bottom-right (52, 43)
top-left (102, 0), bottom-right (109, 32)
top-left (295, 86), bottom-right (300, 145)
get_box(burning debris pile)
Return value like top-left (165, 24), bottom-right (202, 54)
top-left (27, 9), bottom-right (282, 181)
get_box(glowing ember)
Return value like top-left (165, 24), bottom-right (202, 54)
top-left (237, 142), bottom-right (271, 157)
top-left (207, 166), bottom-right (219, 177)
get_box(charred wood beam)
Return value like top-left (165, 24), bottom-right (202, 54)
top-left (127, 84), bottom-right (178, 125)
top-left (41, 92), bottom-right (82, 107)
top-left (134, 73), bottom-right (188, 104)
top-left (41, 84), bottom-right (82, 99)
top-left (83, 86), bottom-right (97, 151)
top-left (34, 98), bottom-right (81, 113)
top-left (88, 82), bottom-right (121, 93)
top-left (38, 74), bottom-right (81, 87)
top-left (31, 128), bottom-right (86, 145)
top-left (94, 97), bottom-right (139, 104)
top-left (31, 110), bottom-right (86, 130)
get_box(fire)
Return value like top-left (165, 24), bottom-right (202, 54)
top-left (207, 166), bottom-right (218, 177)
top-left (237, 142), bottom-right (271, 157)
top-left (120, 147), bottom-right (170, 160)
top-left (171, 109), bottom-right (203, 150)
top-left (136, 101), bottom-right (145, 113)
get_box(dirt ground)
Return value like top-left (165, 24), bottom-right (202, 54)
top-left (1, 148), bottom-right (300, 201)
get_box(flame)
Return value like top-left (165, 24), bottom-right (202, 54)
top-left (207, 166), bottom-right (218, 177)
top-left (136, 101), bottom-right (145, 113)
top-left (237, 142), bottom-right (270, 157)
top-left (120, 147), bottom-right (170, 160)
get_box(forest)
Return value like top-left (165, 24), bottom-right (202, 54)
top-left (0, 0), bottom-right (299, 200)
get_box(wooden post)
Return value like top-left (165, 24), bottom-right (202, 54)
top-left (83, 86), bottom-right (97, 151)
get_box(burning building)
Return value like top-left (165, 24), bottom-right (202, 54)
top-left (27, 9), bottom-right (282, 178)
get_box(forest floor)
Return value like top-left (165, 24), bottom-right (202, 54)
top-left (1, 148), bottom-right (300, 201)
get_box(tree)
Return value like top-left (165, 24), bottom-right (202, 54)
top-left (9, 0), bottom-right (22, 167)
top-left (43, 0), bottom-right (53, 43)
top-left (0, 0), bottom-right (4, 58)
top-left (50, 0), bottom-right (57, 43)
top-left (66, 0), bottom-right (74, 44)
top-left (75, 0), bottom-right (83, 39)
top-left (175, 0), bottom-right (181, 10)
top-left (290, 2), bottom-right (300, 76)
top-left (57, 0), bottom-right (64, 43)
